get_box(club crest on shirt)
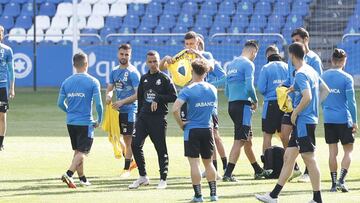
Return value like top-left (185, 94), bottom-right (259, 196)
top-left (156, 79), bottom-right (161, 85)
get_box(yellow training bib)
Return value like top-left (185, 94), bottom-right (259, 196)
top-left (167, 50), bottom-right (196, 87)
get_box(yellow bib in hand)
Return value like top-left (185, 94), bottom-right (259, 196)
top-left (167, 50), bottom-right (196, 87)
top-left (276, 86), bottom-right (293, 113)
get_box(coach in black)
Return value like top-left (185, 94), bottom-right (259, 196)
top-left (129, 50), bottom-right (177, 190)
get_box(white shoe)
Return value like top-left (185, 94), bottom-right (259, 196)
top-left (156, 179), bottom-right (167, 189)
top-left (79, 180), bottom-right (91, 187)
top-left (217, 173), bottom-right (222, 180)
top-left (255, 192), bottom-right (278, 203)
top-left (201, 171), bottom-right (206, 178)
top-left (120, 170), bottom-right (131, 178)
top-left (308, 200), bottom-right (317, 203)
top-left (298, 174), bottom-right (310, 183)
top-left (128, 176), bottom-right (150, 189)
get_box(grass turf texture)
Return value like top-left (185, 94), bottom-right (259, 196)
top-left (0, 88), bottom-right (359, 203)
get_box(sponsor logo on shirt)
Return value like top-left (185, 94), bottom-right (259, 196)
top-left (195, 102), bottom-right (216, 108)
top-left (156, 79), bottom-right (161, 85)
top-left (273, 79), bottom-right (285, 84)
top-left (330, 89), bottom-right (340, 94)
top-left (67, 93), bottom-right (85, 98)
top-left (145, 89), bottom-right (156, 103)
top-left (227, 69), bottom-right (237, 75)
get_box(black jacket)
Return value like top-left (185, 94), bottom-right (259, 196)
top-left (137, 70), bottom-right (177, 115)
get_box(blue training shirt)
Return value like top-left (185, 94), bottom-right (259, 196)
top-left (225, 56), bottom-right (258, 103)
top-left (59, 73), bottom-right (101, 125)
top-left (109, 64), bottom-right (140, 113)
top-left (201, 51), bottom-right (226, 84)
top-left (322, 69), bottom-right (357, 126)
top-left (257, 61), bottom-right (288, 101)
top-left (178, 82), bottom-right (217, 141)
top-left (293, 64), bottom-right (321, 124)
top-left (0, 43), bottom-right (14, 88)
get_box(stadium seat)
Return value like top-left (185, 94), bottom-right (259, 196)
top-left (199, 1), bottom-right (218, 16)
top-left (194, 14), bottom-right (213, 29)
top-left (105, 16), bottom-right (122, 29)
top-left (167, 36), bottom-right (184, 45)
top-left (35, 15), bottom-right (51, 30)
top-left (246, 26), bottom-right (262, 33)
top-left (172, 25), bottom-right (186, 33)
top-left (162, 0), bottom-right (181, 16)
top-left (218, 0), bottom-right (235, 16)
top-left (344, 24), bottom-right (360, 34)
top-left (39, 2), bottom-right (56, 17)
top-left (8, 27), bottom-right (26, 43)
top-left (135, 26), bottom-right (152, 42)
top-left (109, 2), bottom-right (127, 17)
top-left (77, 2), bottom-right (92, 17)
top-left (21, 3), bottom-right (37, 16)
top-left (209, 25), bottom-right (225, 37)
top-left (133, 0), bottom-right (152, 4)
top-left (145, 1), bottom-right (162, 16)
top-left (181, 1), bottom-right (198, 16)
top-left (12, 0), bottom-right (27, 3)
top-left (237, 0), bottom-right (253, 16)
top-left (45, 28), bottom-right (62, 43)
top-left (99, 0), bottom-right (118, 3)
top-left (213, 14), bottom-right (231, 28)
top-left (92, 2), bottom-right (110, 16)
top-left (228, 25), bottom-right (245, 34)
top-left (56, 2), bottom-right (73, 17)
top-left (26, 26), bottom-right (44, 42)
top-left (140, 13), bottom-right (158, 29)
top-left (158, 14), bottom-right (176, 29)
top-left (50, 15), bottom-right (69, 30)
top-left (15, 15), bottom-right (32, 30)
top-left (63, 27), bottom-right (80, 41)
top-left (231, 14), bottom-right (249, 29)
top-left (268, 14), bottom-right (285, 29)
top-left (4, 2), bottom-right (20, 17)
top-left (86, 15), bottom-right (104, 29)
top-left (47, 0), bottom-right (64, 4)
top-left (254, 1), bottom-right (272, 16)
top-left (264, 25), bottom-right (281, 33)
top-left (123, 14), bottom-right (140, 29)
top-left (249, 14), bottom-right (267, 29)
top-left (128, 3), bottom-right (145, 16)
top-left (79, 36), bottom-right (102, 45)
top-left (206, 0), bottom-right (223, 3)
top-left (177, 14), bottom-right (194, 28)
top-left (192, 26), bottom-right (208, 37)
top-left (117, 26), bottom-right (135, 42)
top-left (100, 27), bottom-right (115, 39)
top-left (153, 25), bottom-right (171, 43)
top-left (69, 16), bottom-right (87, 29)
top-left (273, 1), bottom-right (291, 17)
top-left (285, 14), bottom-right (303, 28)
top-left (81, 28), bottom-right (98, 34)
top-left (291, 0), bottom-right (309, 16)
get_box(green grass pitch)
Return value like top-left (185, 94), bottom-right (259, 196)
top-left (0, 88), bottom-right (359, 203)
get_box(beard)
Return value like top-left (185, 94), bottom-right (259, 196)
top-left (119, 58), bottom-right (128, 65)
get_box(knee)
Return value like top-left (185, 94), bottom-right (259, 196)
top-left (0, 113), bottom-right (5, 122)
top-left (244, 140), bottom-right (252, 149)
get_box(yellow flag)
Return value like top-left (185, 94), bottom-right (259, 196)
top-left (102, 104), bottom-right (123, 159)
top-left (276, 86), bottom-right (293, 113)
top-left (167, 50), bottom-right (196, 87)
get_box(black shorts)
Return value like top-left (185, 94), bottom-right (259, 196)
top-left (119, 113), bottom-right (135, 136)
top-left (184, 128), bottom-right (214, 159)
top-left (212, 113), bottom-right (219, 129)
top-left (288, 122), bottom-right (316, 153)
top-left (228, 101), bottom-right (252, 141)
top-left (180, 103), bottom-right (187, 121)
top-left (281, 112), bottom-right (292, 125)
top-left (67, 125), bottom-right (94, 154)
top-left (262, 100), bottom-right (284, 134)
top-left (324, 123), bottom-right (354, 145)
top-left (0, 87), bottom-right (9, 113)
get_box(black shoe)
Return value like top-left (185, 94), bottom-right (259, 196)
top-left (222, 175), bottom-right (238, 182)
top-left (337, 181), bottom-right (349, 192)
top-left (254, 169), bottom-right (273, 180)
top-left (330, 185), bottom-right (337, 192)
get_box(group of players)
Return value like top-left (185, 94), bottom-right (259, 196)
top-left (56, 27), bottom-right (357, 203)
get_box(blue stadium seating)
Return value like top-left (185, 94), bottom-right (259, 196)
top-left (100, 27), bottom-right (116, 39)
top-left (237, 0), bottom-right (254, 16)
top-left (218, 0), bottom-right (235, 16)
top-left (254, 1), bottom-right (272, 16)
top-left (194, 14), bottom-right (213, 29)
top-left (153, 25), bottom-right (171, 43)
top-left (292, 0), bottom-right (309, 16)
top-left (39, 2), bottom-right (56, 17)
top-left (213, 14), bottom-right (231, 29)
top-left (209, 25), bottom-right (225, 37)
top-left (158, 14), bottom-right (176, 29)
top-left (4, 2), bottom-right (20, 17)
top-left (140, 14), bottom-right (158, 29)
top-left (181, 1), bottom-right (198, 16)
top-left (105, 16), bottom-right (122, 30)
top-left (135, 26), bottom-right (153, 42)
top-left (249, 14), bottom-right (267, 29)
top-left (0, 15), bottom-right (14, 30)
top-left (231, 14), bottom-right (249, 29)
top-left (177, 13), bottom-right (194, 28)
top-left (192, 26), bottom-right (208, 38)
top-left (123, 14), bottom-right (140, 29)
top-left (199, 1), bottom-right (218, 16)
top-left (21, 3), bottom-right (36, 16)
top-left (145, 1), bottom-right (163, 17)
top-left (163, 0), bottom-right (181, 16)
top-left (15, 15), bottom-right (32, 30)
top-left (128, 3), bottom-right (145, 16)
top-left (12, 0), bottom-right (27, 3)
top-left (0, 0), bottom-right (9, 3)
top-left (274, 1), bottom-right (291, 16)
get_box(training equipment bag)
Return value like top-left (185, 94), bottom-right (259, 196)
top-left (263, 146), bottom-right (285, 179)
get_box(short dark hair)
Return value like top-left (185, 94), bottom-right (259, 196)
top-left (244, 40), bottom-right (259, 51)
top-left (288, 42), bottom-right (305, 59)
top-left (332, 48), bottom-right (347, 61)
top-left (184, 31), bottom-right (197, 40)
top-left (146, 50), bottom-right (160, 58)
top-left (191, 59), bottom-right (209, 76)
top-left (73, 52), bottom-right (87, 68)
top-left (265, 44), bottom-right (279, 56)
top-left (118, 43), bottom-right (131, 51)
top-left (291, 27), bottom-right (309, 39)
